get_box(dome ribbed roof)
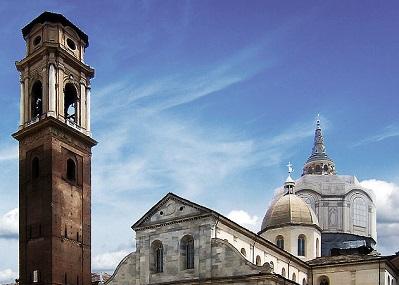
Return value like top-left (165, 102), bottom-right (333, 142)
top-left (261, 194), bottom-right (319, 231)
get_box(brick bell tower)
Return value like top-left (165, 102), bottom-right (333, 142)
top-left (12, 12), bottom-right (96, 285)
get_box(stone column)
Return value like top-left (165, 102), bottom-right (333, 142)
top-left (24, 76), bottom-right (29, 122)
top-left (48, 64), bottom-right (56, 116)
top-left (86, 86), bottom-right (91, 133)
top-left (19, 80), bottom-right (24, 126)
top-left (80, 83), bottom-right (86, 129)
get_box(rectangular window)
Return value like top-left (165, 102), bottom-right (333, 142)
top-left (156, 247), bottom-right (163, 273)
top-left (33, 270), bottom-right (39, 283)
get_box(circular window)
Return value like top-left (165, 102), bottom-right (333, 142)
top-left (33, 35), bottom-right (41, 46)
top-left (66, 38), bottom-right (76, 50)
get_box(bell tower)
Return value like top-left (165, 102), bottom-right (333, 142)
top-left (12, 12), bottom-right (96, 285)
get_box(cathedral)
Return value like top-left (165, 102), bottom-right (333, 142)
top-left (104, 119), bottom-right (399, 285)
top-left (12, 12), bottom-right (399, 285)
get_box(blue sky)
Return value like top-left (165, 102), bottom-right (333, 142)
top-left (0, 0), bottom-right (399, 282)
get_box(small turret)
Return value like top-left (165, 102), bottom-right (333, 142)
top-left (284, 162), bottom-right (295, 194)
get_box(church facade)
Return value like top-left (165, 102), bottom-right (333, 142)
top-left (106, 121), bottom-right (398, 285)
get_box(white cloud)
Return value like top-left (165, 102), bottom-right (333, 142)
top-left (0, 268), bottom-right (17, 284)
top-left (0, 208), bottom-right (18, 239)
top-left (360, 179), bottom-right (399, 255)
top-left (92, 249), bottom-right (131, 271)
top-left (227, 210), bottom-right (259, 231)
top-left (360, 179), bottom-right (399, 224)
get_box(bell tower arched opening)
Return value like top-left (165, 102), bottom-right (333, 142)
top-left (64, 83), bottom-right (78, 123)
top-left (31, 80), bottom-right (42, 119)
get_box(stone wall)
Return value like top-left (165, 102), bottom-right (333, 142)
top-left (106, 217), bottom-right (301, 285)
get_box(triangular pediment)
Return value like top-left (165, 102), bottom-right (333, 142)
top-left (132, 193), bottom-right (213, 230)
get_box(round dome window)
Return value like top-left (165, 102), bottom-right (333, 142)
top-left (67, 38), bottom-right (76, 50)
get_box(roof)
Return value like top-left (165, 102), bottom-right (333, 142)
top-left (307, 254), bottom-right (388, 266)
top-left (294, 174), bottom-right (376, 201)
top-left (22, 11), bottom-right (89, 47)
top-left (131, 192), bottom-right (310, 269)
top-left (261, 194), bottom-right (319, 231)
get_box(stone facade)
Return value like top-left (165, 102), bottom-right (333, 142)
top-left (294, 174), bottom-right (377, 255)
top-left (106, 193), bottom-right (309, 285)
top-left (106, 193), bottom-right (398, 285)
top-left (308, 255), bottom-right (398, 285)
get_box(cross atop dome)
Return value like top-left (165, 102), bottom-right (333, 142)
top-left (302, 116), bottom-right (336, 176)
top-left (284, 162), bottom-right (295, 194)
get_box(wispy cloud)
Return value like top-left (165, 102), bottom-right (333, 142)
top-left (92, 43), bottom-right (269, 123)
top-left (0, 268), bottom-right (17, 284)
top-left (0, 208), bottom-right (18, 240)
top-left (92, 111), bottom-right (315, 208)
top-left (353, 125), bottom-right (399, 147)
top-left (91, 43), bottom-right (276, 203)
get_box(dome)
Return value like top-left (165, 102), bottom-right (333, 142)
top-left (260, 194), bottom-right (319, 231)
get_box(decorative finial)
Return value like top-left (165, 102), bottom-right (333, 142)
top-left (287, 161), bottom-right (293, 175)
top-left (284, 162), bottom-right (295, 194)
top-left (316, 113), bottom-right (321, 129)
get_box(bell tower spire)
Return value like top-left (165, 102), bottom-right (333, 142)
top-left (302, 115), bottom-right (336, 176)
top-left (12, 12), bottom-right (96, 285)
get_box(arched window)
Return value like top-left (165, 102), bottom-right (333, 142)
top-left (240, 248), bottom-right (246, 257)
top-left (303, 278), bottom-right (307, 285)
top-left (67, 159), bottom-right (76, 182)
top-left (353, 197), bottom-right (367, 227)
top-left (180, 235), bottom-right (194, 269)
top-left (32, 157), bottom-right (39, 179)
top-left (281, 267), bottom-right (286, 277)
top-left (319, 275), bottom-right (329, 285)
top-left (323, 164), bottom-right (328, 172)
top-left (64, 83), bottom-right (78, 123)
top-left (315, 165), bottom-right (321, 173)
top-left (388, 276), bottom-right (391, 285)
top-left (292, 273), bottom-right (296, 282)
top-left (298, 234), bottom-right (306, 256)
top-left (151, 240), bottom-right (163, 273)
top-left (276, 235), bottom-right (284, 250)
top-left (31, 81), bottom-right (43, 119)
top-left (255, 255), bottom-right (261, 266)
top-left (316, 238), bottom-right (320, 257)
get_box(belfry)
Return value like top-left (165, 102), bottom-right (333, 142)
top-left (12, 12), bottom-right (96, 285)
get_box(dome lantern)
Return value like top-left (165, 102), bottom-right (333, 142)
top-left (302, 115), bottom-right (336, 176)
